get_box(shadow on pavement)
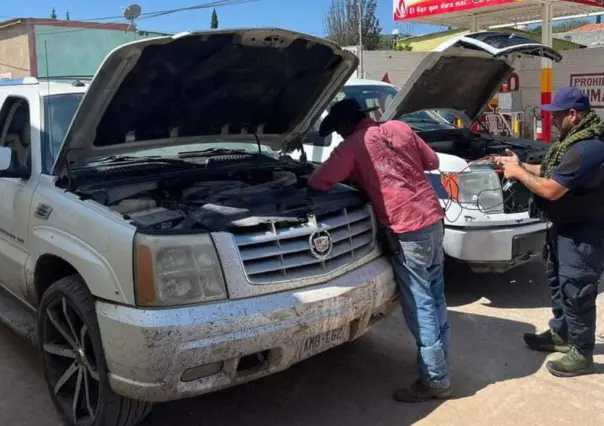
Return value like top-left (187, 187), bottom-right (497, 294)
top-left (445, 259), bottom-right (604, 309)
top-left (141, 310), bottom-right (544, 426)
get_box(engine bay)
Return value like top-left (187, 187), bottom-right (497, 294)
top-left (75, 166), bottom-right (366, 233)
top-left (418, 128), bottom-right (548, 164)
top-left (419, 128), bottom-right (548, 214)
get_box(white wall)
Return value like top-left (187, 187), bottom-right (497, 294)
top-left (513, 48), bottom-right (604, 117)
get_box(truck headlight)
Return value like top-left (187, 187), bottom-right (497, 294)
top-left (441, 169), bottom-right (504, 214)
top-left (134, 233), bottom-right (227, 307)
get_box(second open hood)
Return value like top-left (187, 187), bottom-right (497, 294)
top-left (52, 29), bottom-right (359, 177)
top-left (381, 31), bottom-right (563, 122)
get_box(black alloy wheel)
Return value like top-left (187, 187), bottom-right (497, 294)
top-left (39, 275), bottom-right (152, 426)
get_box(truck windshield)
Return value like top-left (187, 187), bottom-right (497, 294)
top-left (399, 110), bottom-right (461, 131)
top-left (315, 84), bottom-right (468, 133)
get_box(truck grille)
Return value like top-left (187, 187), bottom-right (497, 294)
top-left (232, 205), bottom-right (376, 284)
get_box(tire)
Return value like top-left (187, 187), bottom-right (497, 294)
top-left (38, 275), bottom-right (153, 426)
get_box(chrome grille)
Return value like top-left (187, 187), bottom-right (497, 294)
top-left (233, 205), bottom-right (376, 284)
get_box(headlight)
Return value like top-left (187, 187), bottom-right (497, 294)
top-left (134, 233), bottom-right (227, 307)
top-left (441, 169), bottom-right (504, 214)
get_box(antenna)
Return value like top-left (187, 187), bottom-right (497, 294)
top-left (122, 4), bottom-right (142, 31)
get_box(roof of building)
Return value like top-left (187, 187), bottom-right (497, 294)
top-left (0, 17), bottom-right (169, 35)
top-left (397, 27), bottom-right (585, 51)
top-left (568, 23), bottom-right (604, 33)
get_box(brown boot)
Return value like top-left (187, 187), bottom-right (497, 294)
top-left (393, 380), bottom-right (452, 403)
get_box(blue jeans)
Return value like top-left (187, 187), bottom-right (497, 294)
top-left (390, 221), bottom-right (451, 388)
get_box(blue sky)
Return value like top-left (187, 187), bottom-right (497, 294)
top-left (1, 0), bottom-right (446, 37)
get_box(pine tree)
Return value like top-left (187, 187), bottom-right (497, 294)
top-left (66, 11), bottom-right (70, 21)
top-left (50, 7), bottom-right (58, 19)
top-left (211, 9), bottom-right (219, 29)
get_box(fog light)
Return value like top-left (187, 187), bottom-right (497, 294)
top-left (181, 361), bottom-right (223, 382)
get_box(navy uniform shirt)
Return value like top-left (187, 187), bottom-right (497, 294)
top-left (552, 139), bottom-right (604, 191)
top-left (551, 138), bottom-right (604, 225)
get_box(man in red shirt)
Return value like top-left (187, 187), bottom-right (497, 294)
top-left (308, 99), bottom-right (451, 402)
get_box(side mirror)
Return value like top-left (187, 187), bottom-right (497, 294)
top-left (0, 146), bottom-right (30, 179)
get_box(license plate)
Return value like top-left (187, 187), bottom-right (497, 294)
top-left (299, 325), bottom-right (350, 360)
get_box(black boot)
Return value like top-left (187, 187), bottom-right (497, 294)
top-left (523, 329), bottom-right (570, 353)
top-left (393, 379), bottom-right (452, 403)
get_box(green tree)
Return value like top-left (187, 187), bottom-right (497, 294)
top-left (531, 19), bottom-right (590, 34)
top-left (66, 11), bottom-right (70, 20)
top-left (211, 8), bottom-right (219, 29)
top-left (50, 7), bottom-right (57, 19)
top-left (324, 0), bottom-right (382, 50)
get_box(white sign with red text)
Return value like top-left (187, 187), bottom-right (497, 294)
top-left (570, 73), bottom-right (604, 108)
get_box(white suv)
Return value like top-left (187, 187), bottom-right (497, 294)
top-left (292, 31), bottom-right (562, 274)
top-left (0, 29), bottom-right (398, 425)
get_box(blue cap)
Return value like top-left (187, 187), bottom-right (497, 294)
top-left (541, 87), bottom-right (590, 112)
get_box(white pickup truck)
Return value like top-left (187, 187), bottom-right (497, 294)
top-left (291, 31), bottom-right (562, 274)
top-left (0, 29), bottom-right (399, 425)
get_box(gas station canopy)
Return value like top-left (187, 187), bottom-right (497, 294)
top-left (392, 0), bottom-right (604, 142)
top-left (393, 0), bottom-right (604, 29)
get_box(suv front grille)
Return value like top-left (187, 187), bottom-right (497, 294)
top-left (232, 205), bottom-right (376, 284)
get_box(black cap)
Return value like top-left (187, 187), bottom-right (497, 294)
top-left (318, 98), bottom-right (379, 137)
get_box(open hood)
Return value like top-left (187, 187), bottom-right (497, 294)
top-left (381, 32), bottom-right (562, 123)
top-left (52, 29), bottom-right (358, 177)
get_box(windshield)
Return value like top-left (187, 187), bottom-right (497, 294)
top-left (312, 84), bottom-right (399, 131)
top-left (398, 109), bottom-right (471, 131)
top-left (313, 84), bottom-right (472, 134)
top-left (333, 84), bottom-right (398, 121)
top-left (44, 93), bottom-right (276, 172)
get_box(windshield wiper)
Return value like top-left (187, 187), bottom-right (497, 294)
top-left (89, 155), bottom-right (193, 165)
top-left (178, 148), bottom-right (254, 158)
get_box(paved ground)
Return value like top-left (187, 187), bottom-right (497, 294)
top-left (1, 259), bottom-right (603, 426)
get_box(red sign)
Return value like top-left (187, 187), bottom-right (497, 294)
top-left (570, 73), bottom-right (604, 108)
top-left (502, 72), bottom-right (520, 92)
top-left (393, 0), bottom-right (525, 20)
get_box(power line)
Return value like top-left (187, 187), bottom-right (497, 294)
top-left (29, 0), bottom-right (260, 37)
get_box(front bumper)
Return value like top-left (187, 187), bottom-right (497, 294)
top-left (443, 221), bottom-right (547, 265)
top-left (96, 256), bottom-right (397, 402)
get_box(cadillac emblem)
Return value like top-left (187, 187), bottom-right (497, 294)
top-left (309, 230), bottom-right (333, 260)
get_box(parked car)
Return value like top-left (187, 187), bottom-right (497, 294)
top-left (291, 31), bottom-right (562, 274)
top-left (0, 29), bottom-right (398, 426)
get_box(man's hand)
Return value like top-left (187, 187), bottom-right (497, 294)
top-left (493, 149), bottom-right (520, 167)
top-left (501, 161), bottom-right (569, 201)
top-left (501, 161), bottom-right (524, 180)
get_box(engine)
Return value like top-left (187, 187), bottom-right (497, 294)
top-left (419, 128), bottom-right (549, 163)
top-left (79, 168), bottom-right (366, 232)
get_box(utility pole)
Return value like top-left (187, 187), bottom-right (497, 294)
top-left (358, 0), bottom-right (364, 79)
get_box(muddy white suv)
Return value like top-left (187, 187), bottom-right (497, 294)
top-left (0, 29), bottom-right (397, 425)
